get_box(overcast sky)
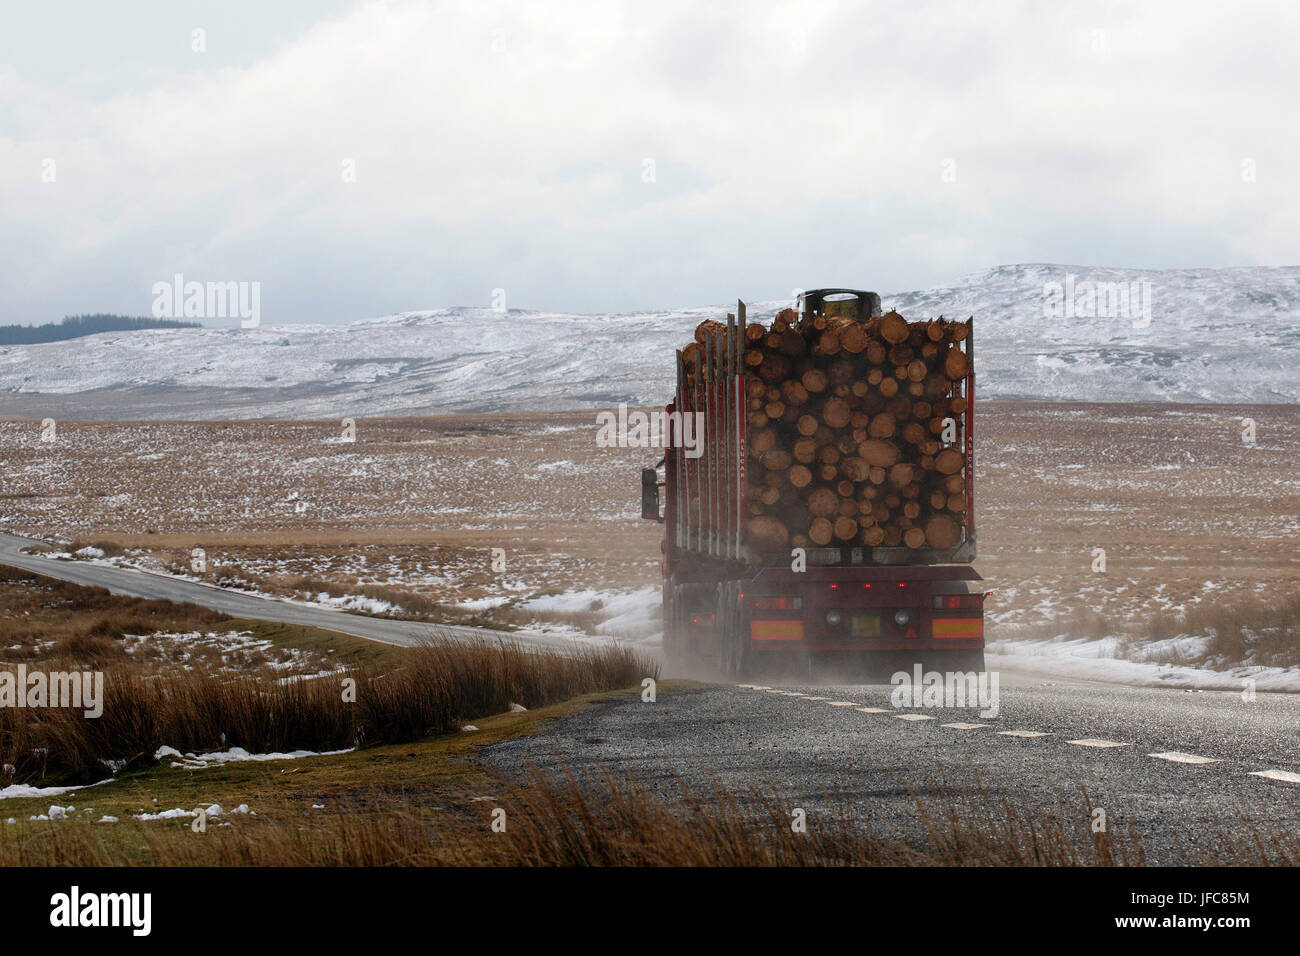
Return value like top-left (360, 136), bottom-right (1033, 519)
top-left (1, 0), bottom-right (1296, 323)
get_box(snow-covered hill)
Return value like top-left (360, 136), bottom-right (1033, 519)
top-left (2, 264), bottom-right (1298, 419)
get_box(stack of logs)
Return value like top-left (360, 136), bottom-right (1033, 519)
top-left (684, 306), bottom-right (971, 553)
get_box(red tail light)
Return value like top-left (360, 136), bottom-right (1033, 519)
top-left (933, 594), bottom-right (983, 609)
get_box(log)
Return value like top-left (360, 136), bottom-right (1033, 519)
top-left (802, 368), bottom-right (828, 393)
top-left (792, 438), bottom-right (818, 463)
top-left (887, 462), bottom-right (915, 487)
top-left (934, 448), bottom-right (964, 474)
top-left (694, 319), bottom-right (726, 345)
top-left (839, 457), bottom-right (871, 483)
top-left (904, 527), bottom-right (926, 549)
top-left (877, 311), bottom-right (909, 344)
top-left (924, 513), bottom-right (961, 549)
top-left (747, 515), bottom-right (789, 550)
top-left (759, 353), bottom-right (792, 382)
top-left (822, 396), bottom-right (852, 429)
top-left (833, 516), bottom-right (859, 541)
top-left (763, 449), bottom-right (792, 471)
top-left (857, 439), bottom-right (901, 467)
top-left (779, 329), bottom-right (805, 357)
top-left (808, 487), bottom-right (840, 517)
top-left (943, 346), bottom-right (970, 380)
top-left (868, 413), bottom-right (896, 439)
top-left (781, 380), bottom-right (809, 406)
top-left (827, 317), bottom-right (869, 353)
top-left (808, 516), bottom-right (834, 546)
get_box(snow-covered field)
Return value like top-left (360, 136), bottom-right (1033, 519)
top-left (3, 403), bottom-right (1298, 675)
top-left (2, 264), bottom-right (1298, 420)
top-left (990, 641), bottom-right (1300, 693)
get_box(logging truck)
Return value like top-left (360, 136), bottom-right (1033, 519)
top-left (641, 288), bottom-right (985, 677)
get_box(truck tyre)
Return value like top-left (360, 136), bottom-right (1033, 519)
top-left (717, 581), bottom-right (749, 679)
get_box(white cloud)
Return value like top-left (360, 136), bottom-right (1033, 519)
top-left (0, 0), bottom-right (1296, 321)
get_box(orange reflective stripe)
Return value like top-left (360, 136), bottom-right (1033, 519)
top-left (932, 618), bottom-right (983, 638)
top-left (750, 620), bottom-right (804, 641)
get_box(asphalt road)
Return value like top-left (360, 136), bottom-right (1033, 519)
top-left (0, 531), bottom-right (554, 650)
top-left (7, 531), bottom-right (1297, 860)
top-left (476, 668), bottom-right (1300, 863)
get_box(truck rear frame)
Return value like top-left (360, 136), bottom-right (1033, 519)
top-left (642, 289), bottom-right (984, 677)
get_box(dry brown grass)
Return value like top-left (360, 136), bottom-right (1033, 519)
top-left (2, 772), bottom-right (1292, 867)
top-left (1154, 590), bottom-right (1300, 667)
top-left (0, 566), bottom-right (231, 660)
top-left (5, 405), bottom-right (1298, 647)
top-left (0, 639), bottom-right (653, 788)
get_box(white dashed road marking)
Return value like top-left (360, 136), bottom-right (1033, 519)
top-left (1068, 738), bottom-right (1130, 748)
top-left (1250, 769), bottom-right (1300, 785)
top-left (749, 687), bottom-right (1277, 780)
top-left (1148, 751), bottom-right (1220, 765)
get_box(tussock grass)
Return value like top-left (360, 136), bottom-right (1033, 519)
top-left (2, 772), bottom-right (1291, 867)
top-left (1009, 590), bottom-right (1299, 670)
top-left (1176, 592), bottom-right (1300, 667)
top-left (0, 560), bottom-right (652, 788)
top-left (0, 641), bottom-right (652, 787)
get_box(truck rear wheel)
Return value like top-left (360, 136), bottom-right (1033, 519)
top-left (717, 581), bottom-right (748, 679)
